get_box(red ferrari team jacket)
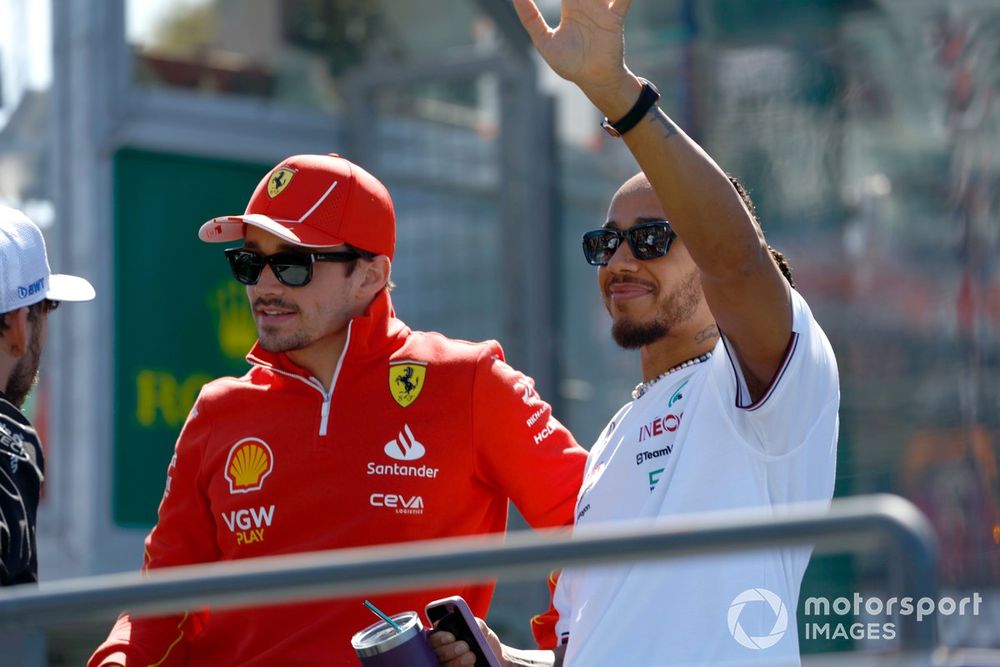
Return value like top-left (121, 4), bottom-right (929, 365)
top-left (90, 291), bottom-right (586, 666)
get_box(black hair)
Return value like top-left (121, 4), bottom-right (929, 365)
top-left (727, 175), bottom-right (795, 288)
top-left (343, 244), bottom-right (395, 292)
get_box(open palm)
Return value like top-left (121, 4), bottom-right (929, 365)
top-left (513, 0), bottom-right (633, 92)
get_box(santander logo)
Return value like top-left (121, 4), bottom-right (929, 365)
top-left (384, 424), bottom-right (426, 461)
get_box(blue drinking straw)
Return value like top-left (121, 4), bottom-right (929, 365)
top-left (363, 599), bottom-right (402, 634)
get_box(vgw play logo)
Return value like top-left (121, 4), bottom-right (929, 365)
top-left (727, 588), bottom-right (789, 650)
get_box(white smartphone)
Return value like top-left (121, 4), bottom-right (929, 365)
top-left (425, 595), bottom-right (502, 667)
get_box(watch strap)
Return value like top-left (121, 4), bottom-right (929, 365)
top-left (601, 78), bottom-right (661, 138)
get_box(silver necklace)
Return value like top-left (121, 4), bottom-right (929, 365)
top-left (632, 352), bottom-right (713, 400)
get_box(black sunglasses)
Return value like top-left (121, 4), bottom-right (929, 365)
top-left (224, 248), bottom-right (366, 287)
top-left (581, 220), bottom-right (677, 266)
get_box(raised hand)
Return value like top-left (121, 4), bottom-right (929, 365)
top-left (512, 0), bottom-right (635, 102)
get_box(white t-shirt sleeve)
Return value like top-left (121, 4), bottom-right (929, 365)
top-left (721, 288), bottom-right (840, 455)
top-left (553, 571), bottom-right (572, 646)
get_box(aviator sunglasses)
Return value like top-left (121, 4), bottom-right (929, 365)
top-left (224, 247), bottom-right (367, 287)
top-left (581, 220), bottom-right (677, 266)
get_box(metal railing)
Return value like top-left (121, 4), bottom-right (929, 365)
top-left (0, 494), bottom-right (938, 656)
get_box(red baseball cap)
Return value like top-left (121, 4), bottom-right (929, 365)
top-left (198, 154), bottom-right (395, 259)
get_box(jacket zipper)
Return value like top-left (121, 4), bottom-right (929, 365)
top-left (256, 323), bottom-right (352, 438)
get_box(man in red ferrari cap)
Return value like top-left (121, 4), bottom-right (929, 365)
top-left (90, 154), bottom-right (587, 666)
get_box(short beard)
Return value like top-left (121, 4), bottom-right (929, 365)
top-left (258, 331), bottom-right (312, 354)
top-left (6, 324), bottom-right (43, 408)
top-left (612, 318), bottom-right (669, 349)
top-left (253, 298), bottom-right (310, 353)
top-left (610, 269), bottom-right (701, 349)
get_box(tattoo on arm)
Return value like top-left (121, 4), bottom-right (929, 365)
top-left (649, 108), bottom-right (680, 140)
top-left (694, 324), bottom-right (720, 345)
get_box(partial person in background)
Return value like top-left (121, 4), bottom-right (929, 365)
top-left (431, 0), bottom-right (839, 665)
top-left (90, 153), bottom-right (588, 666)
top-left (0, 205), bottom-right (95, 586)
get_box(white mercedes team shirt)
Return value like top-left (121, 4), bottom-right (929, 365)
top-left (555, 289), bottom-right (839, 667)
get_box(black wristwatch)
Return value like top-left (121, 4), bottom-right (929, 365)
top-left (601, 78), bottom-right (661, 138)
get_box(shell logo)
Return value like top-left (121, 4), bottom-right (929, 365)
top-left (224, 438), bottom-right (275, 494)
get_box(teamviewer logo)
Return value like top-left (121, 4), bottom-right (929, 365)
top-left (727, 588), bottom-right (788, 650)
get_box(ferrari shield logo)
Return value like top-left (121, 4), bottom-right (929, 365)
top-left (389, 361), bottom-right (427, 408)
top-left (267, 167), bottom-right (295, 198)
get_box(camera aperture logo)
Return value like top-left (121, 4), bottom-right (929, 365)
top-left (728, 588), bottom-right (789, 650)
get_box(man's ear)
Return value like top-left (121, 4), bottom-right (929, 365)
top-left (2, 307), bottom-right (30, 357)
top-left (361, 256), bottom-right (392, 296)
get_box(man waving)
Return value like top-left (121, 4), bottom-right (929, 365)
top-left (431, 1), bottom-right (839, 665)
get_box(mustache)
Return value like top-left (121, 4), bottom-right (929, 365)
top-left (606, 276), bottom-right (656, 289)
top-left (253, 298), bottom-right (299, 312)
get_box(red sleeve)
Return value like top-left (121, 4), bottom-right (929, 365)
top-left (530, 570), bottom-right (563, 649)
top-left (471, 346), bottom-right (587, 528)
top-left (471, 347), bottom-right (586, 649)
top-left (89, 396), bottom-right (220, 667)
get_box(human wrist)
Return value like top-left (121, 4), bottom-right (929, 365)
top-left (583, 71), bottom-right (645, 124)
top-left (600, 78), bottom-right (660, 137)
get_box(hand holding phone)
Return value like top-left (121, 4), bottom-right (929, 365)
top-left (425, 596), bottom-right (502, 667)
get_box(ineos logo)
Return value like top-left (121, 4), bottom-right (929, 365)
top-left (637, 412), bottom-right (682, 442)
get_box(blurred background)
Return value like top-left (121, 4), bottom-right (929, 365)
top-left (1, 0), bottom-right (998, 662)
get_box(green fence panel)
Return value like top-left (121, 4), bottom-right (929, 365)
top-left (113, 148), bottom-right (269, 527)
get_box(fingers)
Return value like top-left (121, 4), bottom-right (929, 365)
top-left (434, 640), bottom-right (476, 666)
top-left (474, 618), bottom-right (504, 661)
top-left (428, 630), bottom-right (456, 649)
top-left (511, 0), bottom-right (552, 47)
top-left (429, 631), bottom-right (476, 666)
top-left (611, 0), bottom-right (633, 17)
